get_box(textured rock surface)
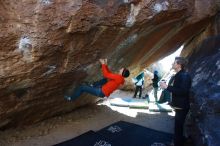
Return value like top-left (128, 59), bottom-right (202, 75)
top-left (0, 0), bottom-right (219, 137)
top-left (187, 34), bottom-right (220, 146)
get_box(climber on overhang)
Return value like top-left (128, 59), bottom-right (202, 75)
top-left (64, 58), bottom-right (130, 100)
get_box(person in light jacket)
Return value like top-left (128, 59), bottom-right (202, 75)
top-left (133, 72), bottom-right (144, 98)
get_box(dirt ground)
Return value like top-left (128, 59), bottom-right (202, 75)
top-left (0, 90), bottom-right (174, 146)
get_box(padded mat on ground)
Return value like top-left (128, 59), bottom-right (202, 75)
top-left (110, 98), bottom-right (148, 109)
top-left (149, 102), bottom-right (173, 112)
top-left (97, 121), bottom-right (173, 146)
top-left (96, 121), bottom-right (132, 140)
top-left (54, 121), bottom-right (173, 146)
top-left (54, 130), bottom-right (114, 146)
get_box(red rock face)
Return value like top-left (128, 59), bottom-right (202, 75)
top-left (0, 0), bottom-right (219, 129)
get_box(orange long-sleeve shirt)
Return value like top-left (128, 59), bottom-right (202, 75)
top-left (101, 64), bottom-right (124, 97)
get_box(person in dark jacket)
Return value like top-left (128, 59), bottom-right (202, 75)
top-left (152, 70), bottom-right (159, 102)
top-left (160, 57), bottom-right (192, 146)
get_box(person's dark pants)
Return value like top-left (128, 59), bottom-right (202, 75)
top-left (92, 78), bottom-right (107, 88)
top-left (70, 78), bottom-right (107, 100)
top-left (174, 108), bottom-right (189, 146)
top-left (153, 87), bottom-right (158, 101)
top-left (134, 86), bottom-right (142, 98)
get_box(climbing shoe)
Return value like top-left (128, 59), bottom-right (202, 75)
top-left (64, 96), bottom-right (72, 101)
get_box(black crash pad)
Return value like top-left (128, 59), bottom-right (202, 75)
top-left (54, 121), bottom-right (173, 146)
top-left (97, 121), bottom-right (173, 146)
top-left (54, 130), bottom-right (114, 146)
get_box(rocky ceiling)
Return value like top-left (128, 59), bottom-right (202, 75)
top-left (0, 0), bottom-right (219, 135)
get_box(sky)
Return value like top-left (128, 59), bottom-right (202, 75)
top-left (158, 45), bottom-right (183, 72)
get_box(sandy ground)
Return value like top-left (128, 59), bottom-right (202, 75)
top-left (0, 90), bottom-right (174, 146)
